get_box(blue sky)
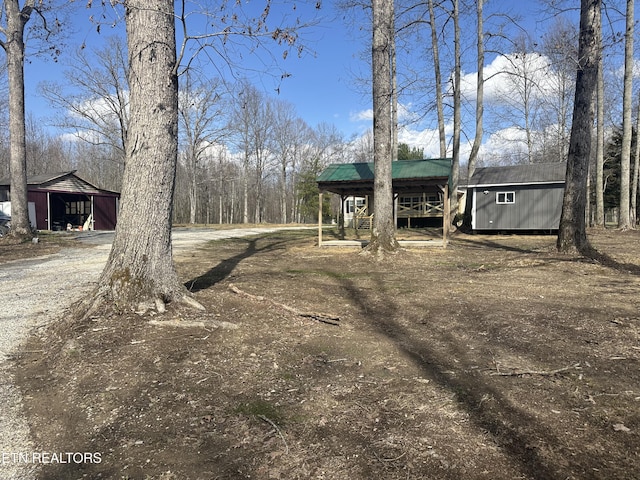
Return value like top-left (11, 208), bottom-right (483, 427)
top-left (23, 1), bottom-right (371, 138)
top-left (19, 1), bottom-right (631, 156)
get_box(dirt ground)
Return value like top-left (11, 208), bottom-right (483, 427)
top-left (10, 228), bottom-right (640, 479)
top-left (0, 232), bottom-right (79, 261)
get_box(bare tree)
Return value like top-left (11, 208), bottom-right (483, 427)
top-left (540, 17), bottom-right (578, 162)
top-left (462, 0), bottom-right (484, 229)
top-left (228, 82), bottom-right (274, 224)
top-left (25, 114), bottom-right (70, 174)
top-left (0, 0), bottom-right (38, 238)
top-left (40, 36), bottom-right (129, 189)
top-left (0, 60), bottom-right (8, 149)
top-left (466, 0), bottom-right (484, 180)
top-left (617, 0), bottom-right (633, 229)
top-left (449, 0), bottom-right (461, 219)
top-left (497, 35), bottom-right (547, 164)
top-left (253, 99), bottom-right (275, 223)
top-left (40, 36), bottom-right (129, 163)
top-left (228, 82), bottom-right (254, 224)
top-left (557, 0), bottom-right (601, 253)
top-left (366, 0), bottom-right (399, 255)
top-left (428, 0), bottom-right (447, 157)
top-left (295, 122), bottom-right (343, 224)
top-left (351, 129), bottom-right (374, 163)
top-left (178, 72), bottom-right (225, 224)
top-left (631, 96), bottom-right (640, 226)
top-left (72, 141), bottom-right (122, 192)
top-left (594, 28), bottom-right (605, 226)
top-left (287, 118), bottom-right (314, 223)
top-left (77, 0), bottom-right (196, 316)
top-left (271, 99), bottom-right (304, 223)
top-left (67, 0), bottom-right (320, 316)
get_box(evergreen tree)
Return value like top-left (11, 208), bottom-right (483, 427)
top-left (397, 143), bottom-right (424, 160)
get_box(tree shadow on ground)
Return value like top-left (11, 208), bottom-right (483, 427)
top-left (338, 273), bottom-right (595, 479)
top-left (453, 235), bottom-right (546, 254)
top-left (455, 235), bottom-right (640, 276)
top-left (584, 246), bottom-right (640, 276)
top-left (184, 237), bottom-right (287, 293)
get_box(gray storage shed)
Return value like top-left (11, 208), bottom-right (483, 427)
top-left (467, 162), bottom-right (566, 232)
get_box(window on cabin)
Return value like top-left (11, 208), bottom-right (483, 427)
top-left (346, 198), bottom-right (366, 214)
top-left (496, 191), bottom-right (515, 204)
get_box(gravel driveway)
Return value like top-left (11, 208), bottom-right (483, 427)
top-left (0, 226), bottom-right (308, 479)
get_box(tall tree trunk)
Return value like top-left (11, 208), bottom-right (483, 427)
top-left (243, 154), bottom-right (249, 223)
top-left (632, 98), bottom-right (640, 226)
top-left (467, 0), bottom-right (483, 180)
top-left (428, 0), bottom-right (446, 158)
top-left (464, 0), bottom-right (484, 228)
top-left (595, 46), bottom-right (605, 226)
top-left (557, 0), bottom-right (601, 253)
top-left (281, 163), bottom-right (288, 224)
top-left (367, 0), bottom-right (399, 255)
top-left (450, 0), bottom-right (461, 220)
top-left (392, 24), bottom-right (398, 162)
top-left (81, 0), bottom-right (198, 315)
top-left (4, 0), bottom-right (34, 239)
top-left (618, 0), bottom-right (634, 229)
top-left (189, 152), bottom-right (197, 224)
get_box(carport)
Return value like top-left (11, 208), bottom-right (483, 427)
top-left (0, 171), bottom-right (120, 231)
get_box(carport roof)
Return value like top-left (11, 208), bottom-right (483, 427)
top-left (317, 158), bottom-right (452, 195)
top-left (0, 171), bottom-right (119, 195)
top-left (0, 171), bottom-right (73, 186)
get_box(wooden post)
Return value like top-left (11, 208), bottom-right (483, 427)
top-left (355, 195), bottom-right (359, 235)
top-left (339, 195), bottom-right (345, 239)
top-left (318, 192), bottom-right (323, 247)
top-left (443, 184), bottom-right (449, 246)
top-left (393, 193), bottom-right (398, 230)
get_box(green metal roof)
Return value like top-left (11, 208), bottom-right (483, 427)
top-left (317, 158), bottom-right (451, 183)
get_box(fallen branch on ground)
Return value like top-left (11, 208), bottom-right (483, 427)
top-left (490, 363), bottom-right (580, 377)
top-left (258, 415), bottom-right (289, 454)
top-left (228, 283), bottom-right (340, 326)
top-left (3, 350), bottom-right (45, 359)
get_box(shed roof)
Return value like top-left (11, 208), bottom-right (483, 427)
top-left (0, 171), bottom-right (119, 195)
top-left (468, 162), bottom-right (566, 188)
top-left (317, 158), bottom-right (452, 195)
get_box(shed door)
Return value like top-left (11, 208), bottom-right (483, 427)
top-left (93, 195), bottom-right (118, 230)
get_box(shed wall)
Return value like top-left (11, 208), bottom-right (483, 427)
top-left (473, 184), bottom-right (564, 230)
top-left (93, 195), bottom-right (118, 230)
top-left (28, 191), bottom-right (49, 230)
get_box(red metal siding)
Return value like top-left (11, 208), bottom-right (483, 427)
top-left (28, 191), bottom-right (49, 230)
top-left (93, 195), bottom-right (118, 230)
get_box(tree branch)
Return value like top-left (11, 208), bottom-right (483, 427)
top-left (228, 283), bottom-right (340, 326)
top-left (490, 363), bottom-right (581, 377)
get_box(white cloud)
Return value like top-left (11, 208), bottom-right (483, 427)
top-left (398, 126), bottom-right (442, 158)
top-left (349, 102), bottom-right (417, 125)
top-left (477, 127), bottom-right (530, 164)
top-left (613, 58), bottom-right (640, 79)
top-left (398, 123), bottom-right (475, 162)
top-left (461, 53), bottom-right (563, 105)
top-left (70, 93), bottom-right (129, 123)
top-left (348, 54), bottom-right (559, 165)
top-left (350, 109), bottom-right (372, 122)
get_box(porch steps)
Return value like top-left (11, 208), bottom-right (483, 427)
top-left (356, 217), bottom-right (372, 229)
